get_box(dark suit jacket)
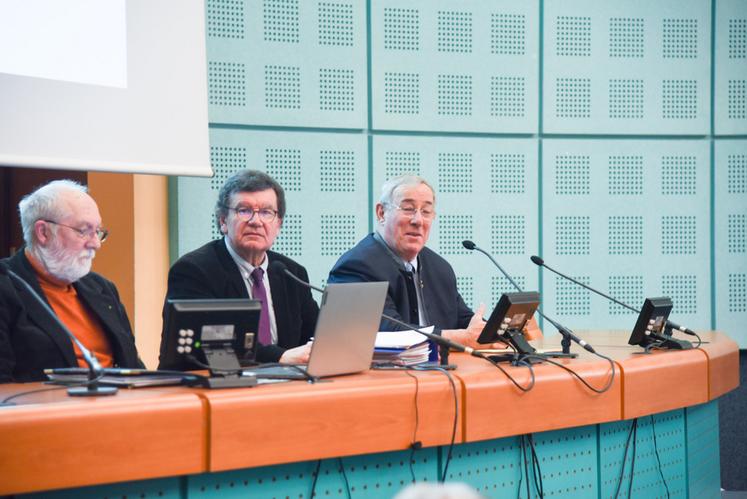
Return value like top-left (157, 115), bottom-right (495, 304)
top-left (159, 239), bottom-right (319, 367)
top-left (328, 233), bottom-right (473, 332)
top-left (0, 250), bottom-right (143, 383)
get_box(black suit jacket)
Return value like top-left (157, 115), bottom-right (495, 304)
top-left (0, 250), bottom-right (143, 383)
top-left (159, 239), bottom-right (319, 367)
top-left (328, 233), bottom-right (473, 332)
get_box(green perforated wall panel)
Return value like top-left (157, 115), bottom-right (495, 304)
top-left (544, 0), bottom-right (710, 134)
top-left (686, 400), bottom-right (721, 499)
top-left (371, 0), bottom-right (539, 133)
top-left (715, 0), bottom-right (747, 135)
top-left (715, 140), bottom-right (747, 346)
top-left (373, 136), bottom-right (539, 310)
top-left (21, 477), bottom-right (181, 499)
top-left (542, 139), bottom-right (711, 330)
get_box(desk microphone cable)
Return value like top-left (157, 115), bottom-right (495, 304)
top-left (522, 352), bottom-right (617, 394)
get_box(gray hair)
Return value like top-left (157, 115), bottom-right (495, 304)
top-left (379, 174), bottom-right (436, 207)
top-left (18, 179), bottom-right (88, 248)
top-left (214, 169), bottom-right (286, 228)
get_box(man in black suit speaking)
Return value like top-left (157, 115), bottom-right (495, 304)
top-left (328, 174), bottom-right (490, 357)
top-left (159, 170), bottom-right (318, 369)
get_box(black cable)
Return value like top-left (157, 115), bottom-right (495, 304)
top-left (187, 355), bottom-right (318, 383)
top-left (413, 365), bottom-right (458, 482)
top-left (1, 372), bottom-right (110, 404)
top-left (521, 435), bottom-right (531, 499)
top-left (523, 352), bottom-right (617, 394)
top-left (650, 416), bottom-right (671, 499)
top-left (403, 369), bottom-right (421, 483)
top-left (528, 434), bottom-right (544, 498)
top-left (337, 457), bottom-right (351, 499)
top-left (309, 459), bottom-right (322, 498)
top-left (480, 354), bottom-right (536, 392)
top-left (245, 362), bottom-right (319, 383)
top-left (613, 418), bottom-right (638, 499)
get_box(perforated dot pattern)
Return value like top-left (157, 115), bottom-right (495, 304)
top-left (445, 437), bottom-right (523, 494)
top-left (608, 155), bottom-right (644, 195)
top-left (663, 18), bottom-right (698, 58)
top-left (491, 13), bottom-right (525, 55)
top-left (728, 154), bottom-right (747, 194)
top-left (438, 215), bottom-right (473, 255)
top-left (318, 2), bottom-right (353, 47)
top-left (320, 214), bottom-right (357, 256)
top-left (608, 275), bottom-right (644, 315)
top-left (457, 276), bottom-right (474, 309)
top-left (529, 427), bottom-right (597, 496)
top-left (265, 148), bottom-right (301, 191)
top-left (555, 216), bottom-right (590, 255)
top-left (437, 74), bottom-right (472, 116)
top-left (438, 152), bottom-right (472, 193)
top-left (556, 275), bottom-right (591, 315)
top-left (437, 10), bottom-right (472, 53)
top-left (608, 216), bottom-right (643, 255)
top-left (555, 155), bottom-right (590, 195)
top-left (661, 215), bottom-right (697, 255)
top-left (556, 78), bottom-right (591, 118)
top-left (207, 0), bottom-right (244, 39)
top-left (210, 146), bottom-right (247, 191)
top-left (662, 79), bottom-right (698, 119)
top-left (729, 18), bottom-right (747, 58)
top-left (728, 79), bottom-right (747, 119)
top-left (264, 65), bottom-right (301, 109)
top-left (661, 155), bottom-right (697, 195)
top-left (383, 7), bottom-right (419, 51)
top-left (556, 16), bottom-right (591, 57)
top-left (728, 273), bottom-right (747, 312)
top-left (385, 151), bottom-right (421, 178)
top-left (320, 150), bottom-right (356, 192)
top-left (263, 0), bottom-right (299, 43)
top-left (728, 214), bottom-right (746, 253)
top-left (491, 276), bottom-right (527, 305)
top-left (490, 215), bottom-right (526, 255)
top-left (609, 17), bottom-right (644, 58)
top-left (208, 62), bottom-right (246, 106)
top-left (490, 76), bottom-right (525, 117)
top-left (319, 68), bottom-right (355, 112)
top-left (273, 213), bottom-right (303, 257)
top-left (490, 153), bottom-right (525, 194)
top-left (662, 275), bottom-right (698, 314)
top-left (384, 72), bottom-right (420, 114)
top-left (609, 79), bottom-right (644, 119)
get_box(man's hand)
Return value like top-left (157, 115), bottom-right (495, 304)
top-left (441, 303), bottom-right (509, 350)
top-left (278, 341), bottom-right (312, 364)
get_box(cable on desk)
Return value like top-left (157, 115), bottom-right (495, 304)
top-left (402, 369), bottom-right (422, 483)
top-left (614, 418), bottom-right (638, 499)
top-left (523, 352), bottom-right (617, 394)
top-left (480, 354), bottom-right (536, 392)
top-left (650, 415), bottom-right (671, 499)
top-left (187, 356), bottom-right (318, 383)
top-left (411, 365), bottom-right (459, 483)
top-left (1, 373), bottom-right (106, 405)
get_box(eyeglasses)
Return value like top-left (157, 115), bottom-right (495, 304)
top-left (43, 220), bottom-right (109, 242)
top-left (386, 203), bottom-right (436, 221)
top-left (227, 207), bottom-right (278, 223)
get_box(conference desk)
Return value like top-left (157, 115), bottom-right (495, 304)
top-left (0, 330), bottom-right (739, 498)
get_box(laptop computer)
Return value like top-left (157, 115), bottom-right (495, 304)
top-left (245, 281), bottom-right (388, 380)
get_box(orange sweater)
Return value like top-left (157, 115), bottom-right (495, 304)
top-left (26, 250), bottom-right (114, 368)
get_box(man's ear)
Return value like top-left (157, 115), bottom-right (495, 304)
top-left (33, 220), bottom-right (51, 246)
top-left (375, 203), bottom-right (385, 224)
top-left (218, 215), bottom-right (228, 234)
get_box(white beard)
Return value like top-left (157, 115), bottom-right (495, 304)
top-left (34, 241), bottom-right (95, 284)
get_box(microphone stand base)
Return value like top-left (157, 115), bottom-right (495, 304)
top-left (541, 351), bottom-right (579, 359)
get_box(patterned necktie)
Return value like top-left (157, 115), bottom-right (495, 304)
top-left (250, 267), bottom-right (272, 345)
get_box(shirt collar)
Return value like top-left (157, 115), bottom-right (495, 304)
top-left (224, 238), bottom-right (267, 279)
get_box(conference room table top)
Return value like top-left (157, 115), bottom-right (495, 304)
top-left (0, 330), bottom-right (739, 495)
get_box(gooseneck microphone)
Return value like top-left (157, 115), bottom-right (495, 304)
top-left (462, 241), bottom-right (596, 355)
top-left (0, 261), bottom-right (117, 396)
top-left (530, 255), bottom-right (696, 337)
top-left (270, 261), bottom-right (486, 359)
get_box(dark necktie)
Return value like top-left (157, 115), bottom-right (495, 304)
top-left (250, 267), bottom-right (272, 345)
top-left (403, 264), bottom-right (420, 325)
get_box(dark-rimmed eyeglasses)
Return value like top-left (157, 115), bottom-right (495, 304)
top-left (226, 207), bottom-right (278, 223)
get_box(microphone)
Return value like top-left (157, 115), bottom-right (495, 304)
top-left (0, 260), bottom-right (117, 396)
top-left (530, 255), bottom-right (697, 337)
top-left (271, 261), bottom-right (485, 359)
top-left (462, 241), bottom-right (596, 354)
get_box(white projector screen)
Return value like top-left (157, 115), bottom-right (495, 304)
top-left (0, 0), bottom-right (212, 177)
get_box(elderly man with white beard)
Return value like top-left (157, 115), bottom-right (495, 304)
top-left (0, 180), bottom-right (143, 383)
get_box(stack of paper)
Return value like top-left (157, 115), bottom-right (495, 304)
top-left (373, 328), bottom-right (432, 366)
